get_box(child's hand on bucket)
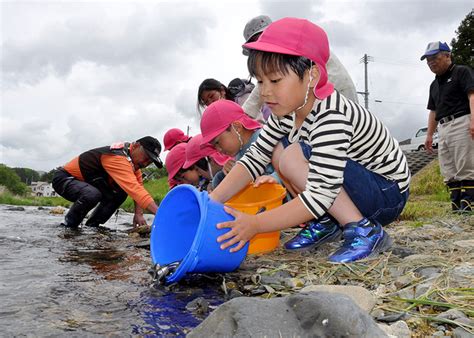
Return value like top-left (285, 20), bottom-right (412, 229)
top-left (216, 206), bottom-right (260, 252)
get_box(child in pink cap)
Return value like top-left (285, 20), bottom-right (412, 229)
top-left (163, 128), bottom-right (191, 152)
top-left (209, 17), bottom-right (410, 263)
top-left (183, 134), bottom-right (231, 190)
top-left (165, 136), bottom-right (228, 192)
top-left (200, 100), bottom-right (280, 186)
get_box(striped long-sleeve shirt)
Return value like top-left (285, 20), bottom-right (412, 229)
top-left (238, 90), bottom-right (411, 220)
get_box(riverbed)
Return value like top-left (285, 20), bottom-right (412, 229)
top-left (0, 205), bottom-right (222, 336)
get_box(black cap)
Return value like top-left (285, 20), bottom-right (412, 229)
top-left (136, 136), bottom-right (163, 168)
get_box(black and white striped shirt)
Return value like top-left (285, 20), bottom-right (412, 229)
top-left (238, 91), bottom-right (411, 220)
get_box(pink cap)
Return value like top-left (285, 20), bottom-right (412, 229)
top-left (200, 100), bottom-right (261, 145)
top-left (168, 177), bottom-right (179, 189)
top-left (164, 142), bottom-right (187, 180)
top-left (183, 134), bottom-right (232, 169)
top-left (163, 128), bottom-right (191, 151)
top-left (243, 17), bottom-right (334, 100)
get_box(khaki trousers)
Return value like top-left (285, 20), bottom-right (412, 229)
top-left (438, 114), bottom-right (474, 182)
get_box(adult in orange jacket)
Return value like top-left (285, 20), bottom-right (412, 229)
top-left (52, 136), bottom-right (162, 228)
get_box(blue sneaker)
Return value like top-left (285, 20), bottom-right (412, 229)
top-left (328, 220), bottom-right (392, 263)
top-left (284, 217), bottom-right (342, 251)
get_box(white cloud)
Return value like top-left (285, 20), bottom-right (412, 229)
top-left (0, 0), bottom-right (472, 170)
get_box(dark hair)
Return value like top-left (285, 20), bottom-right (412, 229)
top-left (197, 78), bottom-right (234, 111)
top-left (195, 158), bottom-right (209, 171)
top-left (247, 50), bottom-right (312, 80)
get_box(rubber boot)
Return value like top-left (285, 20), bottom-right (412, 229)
top-left (85, 190), bottom-right (127, 227)
top-left (459, 180), bottom-right (474, 213)
top-left (447, 181), bottom-right (462, 212)
top-left (62, 200), bottom-right (94, 228)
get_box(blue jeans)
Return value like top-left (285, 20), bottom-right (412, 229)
top-left (280, 137), bottom-right (409, 225)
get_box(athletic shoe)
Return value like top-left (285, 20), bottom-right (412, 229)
top-left (328, 220), bottom-right (392, 263)
top-left (284, 217), bottom-right (341, 251)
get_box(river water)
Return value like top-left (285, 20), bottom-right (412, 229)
top-left (0, 204), bottom-right (223, 336)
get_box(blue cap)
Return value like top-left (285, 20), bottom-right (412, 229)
top-left (420, 41), bottom-right (451, 60)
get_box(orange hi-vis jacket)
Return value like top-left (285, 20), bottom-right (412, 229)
top-left (63, 143), bottom-right (154, 210)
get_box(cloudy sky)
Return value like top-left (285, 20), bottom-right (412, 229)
top-left (1, 0), bottom-right (472, 171)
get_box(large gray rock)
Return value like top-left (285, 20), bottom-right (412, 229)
top-left (189, 291), bottom-right (387, 337)
top-left (300, 285), bottom-right (376, 312)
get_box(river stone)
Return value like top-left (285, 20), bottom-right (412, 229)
top-left (403, 254), bottom-right (439, 262)
top-left (436, 309), bottom-right (468, 321)
top-left (378, 320), bottom-right (411, 338)
top-left (451, 262), bottom-right (474, 286)
top-left (453, 327), bottom-right (474, 338)
top-left (188, 291), bottom-right (386, 337)
top-left (6, 206), bottom-right (25, 211)
top-left (454, 239), bottom-right (474, 249)
top-left (300, 285), bottom-right (376, 312)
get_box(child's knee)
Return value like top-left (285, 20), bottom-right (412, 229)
top-left (279, 144), bottom-right (307, 179)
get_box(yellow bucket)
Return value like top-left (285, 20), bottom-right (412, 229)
top-left (225, 183), bottom-right (286, 254)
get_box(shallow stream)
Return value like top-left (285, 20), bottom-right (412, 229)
top-left (0, 205), bottom-right (222, 336)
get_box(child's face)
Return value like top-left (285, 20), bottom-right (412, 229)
top-left (175, 168), bottom-right (200, 186)
top-left (256, 67), bottom-right (312, 117)
top-left (210, 125), bottom-right (241, 157)
top-left (201, 89), bottom-right (226, 107)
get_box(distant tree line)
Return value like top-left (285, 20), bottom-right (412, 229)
top-left (0, 164), bottom-right (29, 195)
top-left (12, 167), bottom-right (55, 184)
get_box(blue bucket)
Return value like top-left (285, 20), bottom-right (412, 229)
top-left (150, 184), bottom-right (249, 284)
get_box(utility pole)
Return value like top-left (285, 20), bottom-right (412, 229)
top-left (357, 54), bottom-right (373, 110)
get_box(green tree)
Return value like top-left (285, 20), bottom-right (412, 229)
top-left (451, 9), bottom-right (473, 68)
top-left (0, 164), bottom-right (29, 195)
top-left (13, 167), bottom-right (40, 185)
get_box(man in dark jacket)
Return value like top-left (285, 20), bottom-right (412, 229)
top-left (52, 136), bottom-right (162, 228)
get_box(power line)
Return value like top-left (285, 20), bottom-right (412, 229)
top-left (372, 57), bottom-right (425, 68)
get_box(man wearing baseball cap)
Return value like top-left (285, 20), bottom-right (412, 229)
top-left (421, 41), bottom-right (474, 213)
top-left (52, 136), bottom-right (163, 228)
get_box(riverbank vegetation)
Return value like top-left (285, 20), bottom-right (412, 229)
top-left (0, 160), bottom-right (448, 220)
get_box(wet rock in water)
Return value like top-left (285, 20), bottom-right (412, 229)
top-left (378, 320), bottom-right (411, 338)
top-left (227, 289), bottom-right (243, 299)
top-left (127, 224), bottom-right (151, 236)
top-left (130, 240), bottom-right (150, 249)
top-left (6, 206), bottom-right (25, 211)
top-left (300, 285), bottom-right (376, 312)
top-left (37, 206), bottom-right (46, 210)
top-left (188, 292), bottom-right (386, 337)
top-left (185, 297), bottom-right (210, 315)
top-left (50, 206), bottom-right (65, 214)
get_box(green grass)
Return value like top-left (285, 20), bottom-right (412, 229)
top-left (399, 160), bottom-right (450, 221)
top-left (0, 190), bottom-right (72, 207)
top-left (120, 177), bottom-right (170, 212)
